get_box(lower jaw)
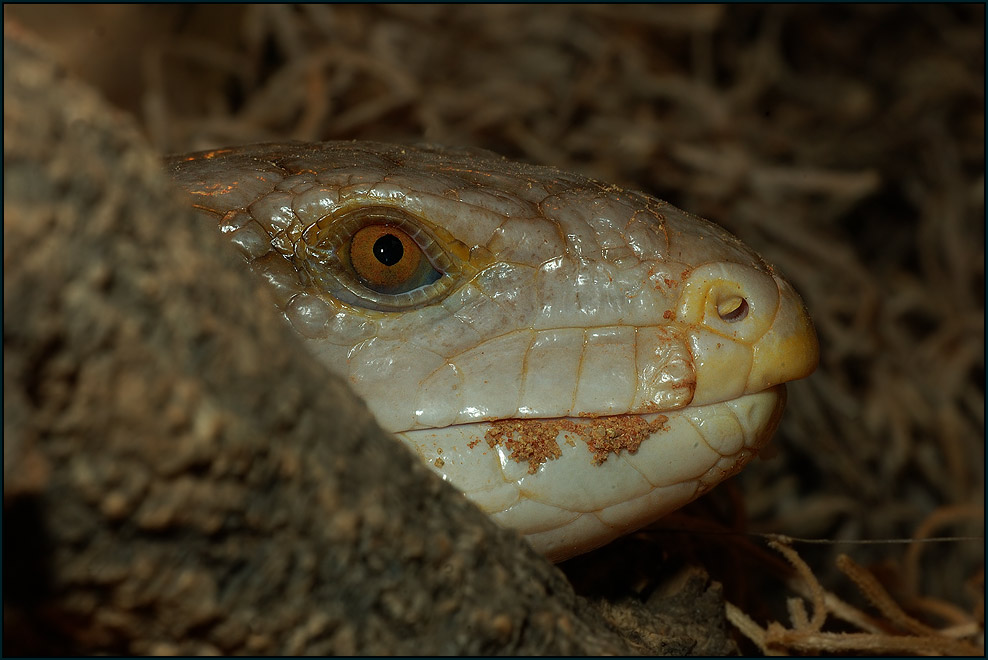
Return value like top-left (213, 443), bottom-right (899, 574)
top-left (395, 385), bottom-right (787, 562)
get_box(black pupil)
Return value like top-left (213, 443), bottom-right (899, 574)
top-left (373, 234), bottom-right (404, 266)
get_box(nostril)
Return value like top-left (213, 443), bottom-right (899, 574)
top-left (718, 296), bottom-right (748, 323)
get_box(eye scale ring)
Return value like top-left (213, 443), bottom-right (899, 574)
top-left (301, 205), bottom-right (463, 311)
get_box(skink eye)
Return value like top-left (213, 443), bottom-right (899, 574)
top-left (349, 224), bottom-right (441, 294)
top-left (301, 206), bottom-right (462, 312)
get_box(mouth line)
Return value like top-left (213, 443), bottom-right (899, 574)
top-left (399, 387), bottom-right (786, 475)
top-left (430, 388), bottom-right (780, 431)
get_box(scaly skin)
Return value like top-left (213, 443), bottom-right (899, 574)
top-left (168, 141), bottom-right (818, 561)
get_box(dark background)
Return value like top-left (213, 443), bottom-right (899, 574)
top-left (6, 3), bottom-right (984, 649)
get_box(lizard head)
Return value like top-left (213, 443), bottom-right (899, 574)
top-left (169, 141), bottom-right (818, 560)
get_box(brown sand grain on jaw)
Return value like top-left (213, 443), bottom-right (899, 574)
top-left (481, 420), bottom-right (565, 474)
top-left (482, 415), bottom-right (670, 474)
top-left (581, 415), bottom-right (669, 465)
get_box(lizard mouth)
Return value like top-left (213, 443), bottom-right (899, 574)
top-left (394, 386), bottom-right (787, 561)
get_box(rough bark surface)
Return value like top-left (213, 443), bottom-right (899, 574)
top-left (2, 30), bottom-right (732, 656)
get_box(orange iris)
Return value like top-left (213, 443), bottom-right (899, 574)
top-left (349, 224), bottom-right (426, 294)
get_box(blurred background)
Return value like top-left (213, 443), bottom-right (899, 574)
top-left (7, 4), bottom-right (983, 650)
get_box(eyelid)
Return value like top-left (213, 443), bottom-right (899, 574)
top-left (300, 206), bottom-right (463, 311)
